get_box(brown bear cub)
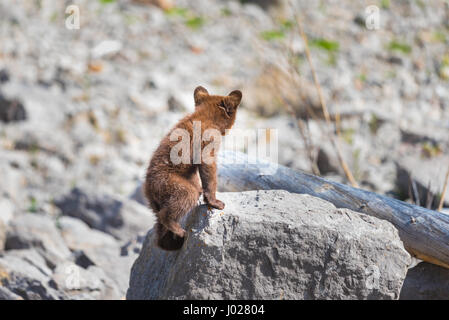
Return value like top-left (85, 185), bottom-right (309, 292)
top-left (144, 86), bottom-right (242, 251)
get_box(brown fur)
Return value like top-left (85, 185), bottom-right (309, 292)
top-left (144, 86), bottom-right (242, 250)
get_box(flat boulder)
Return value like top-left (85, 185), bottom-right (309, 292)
top-left (127, 190), bottom-right (411, 300)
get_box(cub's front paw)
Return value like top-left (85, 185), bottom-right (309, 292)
top-left (207, 199), bottom-right (225, 210)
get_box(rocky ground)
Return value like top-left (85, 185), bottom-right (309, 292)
top-left (0, 0), bottom-right (448, 299)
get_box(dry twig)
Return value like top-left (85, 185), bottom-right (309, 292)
top-left (289, 3), bottom-right (359, 187)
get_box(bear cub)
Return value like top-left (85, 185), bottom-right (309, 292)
top-left (144, 86), bottom-right (242, 250)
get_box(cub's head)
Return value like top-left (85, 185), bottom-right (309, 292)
top-left (193, 86), bottom-right (242, 133)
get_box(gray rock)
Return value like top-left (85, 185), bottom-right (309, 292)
top-left (0, 94), bottom-right (27, 123)
top-left (396, 155), bottom-right (449, 207)
top-left (0, 249), bottom-right (65, 300)
top-left (55, 187), bottom-right (155, 241)
top-left (167, 94), bottom-right (187, 112)
top-left (0, 286), bottom-right (22, 300)
top-left (5, 214), bottom-right (71, 267)
top-left (0, 220), bottom-right (5, 252)
top-left (58, 216), bottom-right (137, 297)
top-left (127, 190), bottom-right (410, 300)
top-left (0, 198), bottom-right (15, 226)
top-left (0, 69), bottom-right (9, 83)
top-left (400, 262), bottom-right (449, 300)
top-left (129, 184), bottom-right (147, 206)
top-left (52, 262), bottom-right (121, 300)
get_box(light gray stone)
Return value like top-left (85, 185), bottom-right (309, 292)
top-left (5, 214), bottom-right (71, 267)
top-left (0, 220), bottom-right (5, 252)
top-left (52, 262), bottom-right (121, 300)
top-left (127, 190), bottom-right (411, 300)
top-left (0, 249), bottom-right (65, 300)
top-left (58, 216), bottom-right (137, 297)
top-left (0, 198), bottom-right (15, 226)
top-left (396, 155), bottom-right (449, 207)
top-left (55, 187), bottom-right (155, 241)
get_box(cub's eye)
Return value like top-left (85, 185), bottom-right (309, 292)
top-left (218, 101), bottom-right (232, 118)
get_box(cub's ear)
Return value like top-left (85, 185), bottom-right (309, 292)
top-left (194, 86), bottom-right (209, 106)
top-left (228, 90), bottom-right (242, 107)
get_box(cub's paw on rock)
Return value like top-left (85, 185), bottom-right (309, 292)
top-left (206, 199), bottom-right (225, 210)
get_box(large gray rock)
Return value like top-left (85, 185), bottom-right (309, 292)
top-left (400, 262), bottom-right (449, 300)
top-left (58, 216), bottom-right (137, 297)
top-left (55, 187), bottom-right (155, 241)
top-left (5, 214), bottom-right (71, 267)
top-left (0, 249), bottom-right (65, 300)
top-left (127, 190), bottom-right (411, 300)
top-left (51, 262), bottom-right (121, 300)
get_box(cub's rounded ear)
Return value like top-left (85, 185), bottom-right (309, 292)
top-left (194, 86), bottom-right (209, 105)
top-left (228, 90), bottom-right (242, 106)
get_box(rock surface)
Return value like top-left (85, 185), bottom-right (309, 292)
top-left (400, 262), bottom-right (449, 300)
top-left (55, 187), bottom-right (155, 241)
top-left (0, 186), bottom-right (155, 300)
top-left (0, 94), bottom-right (27, 123)
top-left (0, 220), bottom-right (6, 252)
top-left (5, 215), bottom-right (72, 267)
top-left (0, 249), bottom-right (65, 300)
top-left (127, 190), bottom-right (411, 300)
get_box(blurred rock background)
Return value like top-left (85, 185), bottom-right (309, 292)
top-left (0, 0), bottom-right (448, 299)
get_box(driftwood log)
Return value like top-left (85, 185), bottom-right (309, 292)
top-left (217, 150), bottom-right (449, 269)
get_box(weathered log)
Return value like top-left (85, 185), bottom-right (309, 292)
top-left (217, 150), bottom-right (449, 269)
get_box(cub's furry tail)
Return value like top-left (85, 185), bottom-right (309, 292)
top-left (155, 222), bottom-right (185, 251)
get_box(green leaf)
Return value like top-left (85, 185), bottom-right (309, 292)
top-left (310, 38), bottom-right (340, 52)
top-left (185, 16), bottom-right (205, 30)
top-left (387, 40), bottom-right (412, 54)
top-left (260, 30), bottom-right (285, 41)
top-left (165, 7), bottom-right (189, 17)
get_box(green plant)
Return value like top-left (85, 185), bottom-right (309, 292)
top-left (357, 73), bottom-right (367, 83)
top-left (164, 6), bottom-right (205, 30)
top-left (260, 19), bottom-right (294, 42)
top-left (422, 142), bottom-right (442, 158)
top-left (387, 40), bottom-right (412, 54)
top-left (185, 16), bottom-right (204, 30)
top-left (432, 31), bottom-right (446, 43)
top-left (439, 54), bottom-right (449, 80)
top-left (260, 30), bottom-right (285, 41)
top-left (342, 128), bottom-right (355, 145)
top-left (368, 113), bottom-right (380, 134)
top-left (310, 38), bottom-right (340, 52)
top-left (164, 7), bottom-right (189, 17)
top-left (28, 197), bottom-right (38, 213)
top-left (310, 38), bottom-right (340, 66)
top-left (380, 0), bottom-right (390, 9)
top-left (221, 7), bottom-right (232, 16)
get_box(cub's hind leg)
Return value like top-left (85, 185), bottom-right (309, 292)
top-left (156, 177), bottom-right (199, 250)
